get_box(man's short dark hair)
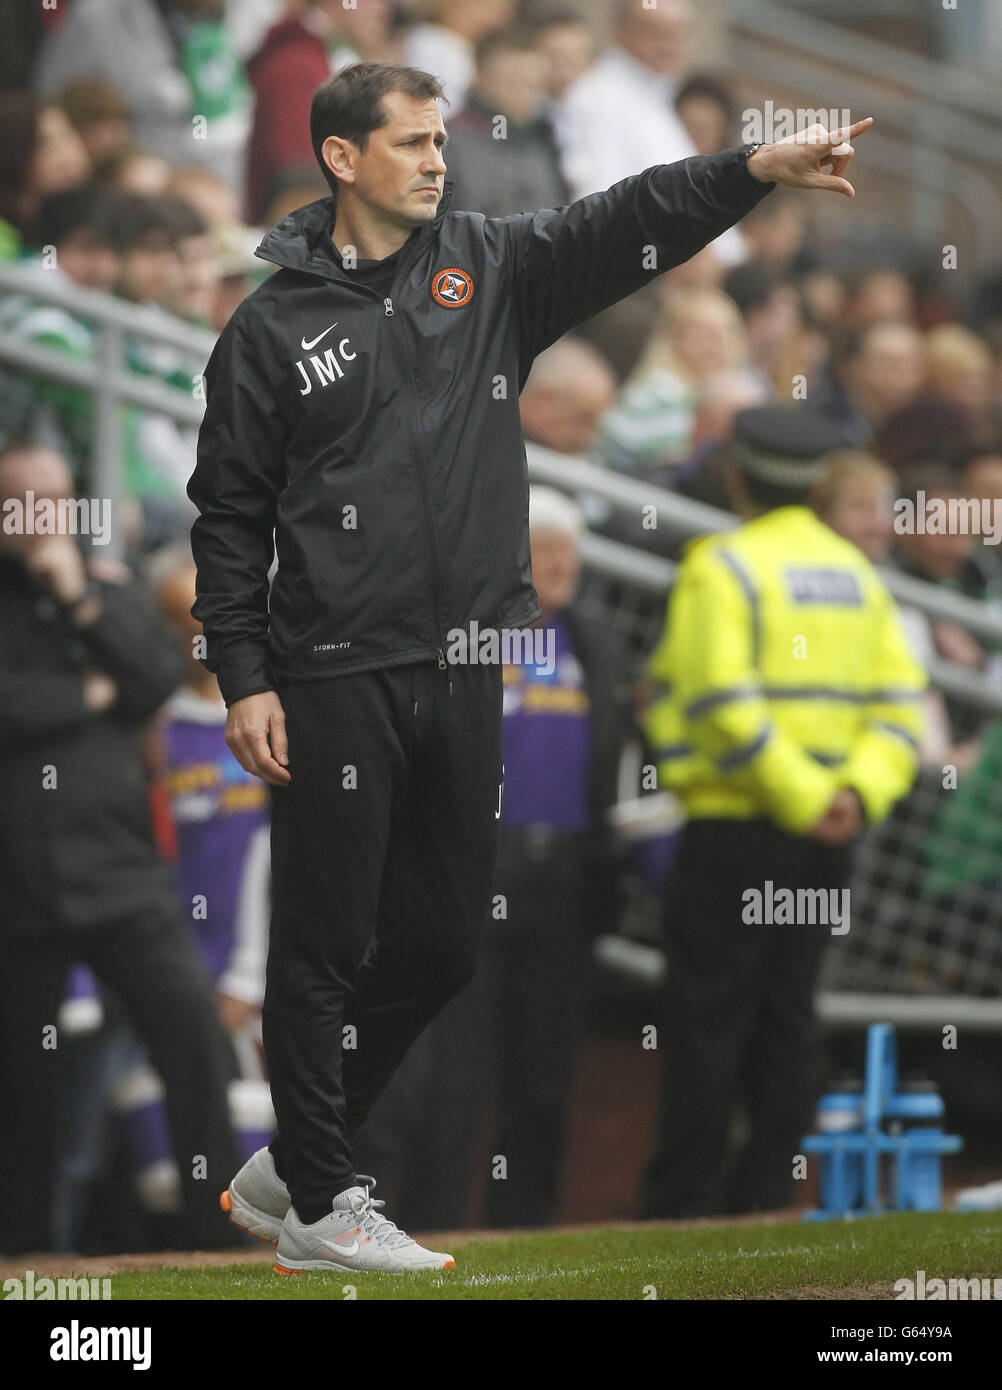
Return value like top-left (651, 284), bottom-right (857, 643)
top-left (310, 63), bottom-right (447, 196)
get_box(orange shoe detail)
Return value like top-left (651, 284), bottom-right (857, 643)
top-left (443, 1258), bottom-right (456, 1271)
top-left (273, 1263), bottom-right (299, 1276)
top-left (220, 1189), bottom-right (232, 1213)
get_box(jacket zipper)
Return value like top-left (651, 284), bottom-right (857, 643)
top-left (383, 293), bottom-right (448, 671)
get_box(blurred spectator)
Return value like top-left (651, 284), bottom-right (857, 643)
top-left (60, 80), bottom-right (133, 167)
top-left (962, 447), bottom-right (1002, 588)
top-left (520, 336), bottom-right (618, 457)
top-left (673, 367), bottom-right (772, 511)
top-left (444, 27), bottom-right (569, 218)
top-left (556, 0), bottom-right (691, 201)
top-left (362, 486), bottom-right (636, 1229)
top-left (0, 440), bottom-right (242, 1253)
top-left (813, 451), bottom-right (966, 769)
top-left (209, 221), bottom-right (270, 331)
top-left (149, 543), bottom-right (270, 1032)
top-left (168, 202), bottom-right (222, 327)
top-left (0, 0), bottom-right (44, 92)
top-left (243, 2), bottom-right (330, 227)
top-left (675, 71), bottom-right (738, 155)
top-left (925, 324), bottom-right (997, 445)
top-left (113, 196), bottom-right (208, 516)
top-left (815, 320), bottom-right (927, 447)
top-left (874, 394), bottom-right (978, 477)
top-left (116, 194), bottom-right (189, 308)
top-left (0, 188), bottom-right (124, 487)
top-left (534, 10), bottom-right (596, 118)
top-left (891, 464), bottom-right (1001, 749)
top-left (169, 164), bottom-right (242, 229)
top-left (842, 267), bottom-right (917, 328)
top-left (811, 450), bottom-right (896, 565)
top-left (403, 0), bottom-right (515, 108)
top-left (892, 465), bottom-right (992, 608)
top-left (723, 262), bottom-right (823, 396)
top-left (36, 0), bottom-right (252, 188)
top-left (0, 94), bottom-right (91, 260)
top-left (242, 0), bottom-right (396, 227)
top-left (92, 148), bottom-right (174, 198)
top-left (735, 190), bottom-right (808, 273)
top-left (799, 267), bottom-right (847, 334)
top-left (599, 287), bottom-right (748, 480)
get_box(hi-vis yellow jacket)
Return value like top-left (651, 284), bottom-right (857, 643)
top-left (643, 506), bottom-right (926, 834)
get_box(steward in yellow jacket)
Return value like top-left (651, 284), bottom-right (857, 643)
top-left (643, 508), bottom-right (925, 834)
top-left (640, 405), bottom-right (924, 1222)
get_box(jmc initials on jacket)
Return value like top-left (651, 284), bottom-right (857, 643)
top-left (187, 147), bottom-right (774, 706)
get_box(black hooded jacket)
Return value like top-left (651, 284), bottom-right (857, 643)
top-left (187, 147), bottom-right (773, 706)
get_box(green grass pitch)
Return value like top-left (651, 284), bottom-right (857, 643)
top-left (103, 1210), bottom-right (1002, 1300)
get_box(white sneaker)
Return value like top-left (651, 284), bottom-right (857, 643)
top-left (273, 1175), bottom-right (455, 1274)
top-left (220, 1147), bottom-right (291, 1245)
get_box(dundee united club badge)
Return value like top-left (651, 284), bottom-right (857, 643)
top-left (431, 267), bottom-right (475, 308)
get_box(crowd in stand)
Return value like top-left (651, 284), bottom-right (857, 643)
top-left (1, 0), bottom-right (1001, 1252)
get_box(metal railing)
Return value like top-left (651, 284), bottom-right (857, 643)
top-left (2, 265), bottom-right (1000, 1026)
top-left (721, 0), bottom-right (1002, 263)
top-left (0, 263), bottom-right (214, 560)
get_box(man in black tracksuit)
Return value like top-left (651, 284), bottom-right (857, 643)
top-left (188, 60), bottom-right (870, 1266)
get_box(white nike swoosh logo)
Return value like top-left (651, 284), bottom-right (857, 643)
top-left (329, 1239), bottom-right (359, 1257)
top-left (301, 323), bottom-right (339, 352)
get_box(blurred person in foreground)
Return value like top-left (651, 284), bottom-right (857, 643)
top-left (0, 441), bottom-right (242, 1253)
top-left (442, 26), bottom-right (569, 219)
top-left (640, 407), bottom-right (925, 1218)
top-left (357, 486), bottom-right (637, 1230)
top-left (186, 50), bottom-right (876, 1271)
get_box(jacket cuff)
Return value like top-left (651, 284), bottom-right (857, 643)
top-left (727, 142), bottom-right (778, 199)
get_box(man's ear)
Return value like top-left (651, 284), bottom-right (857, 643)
top-left (322, 135), bottom-right (356, 188)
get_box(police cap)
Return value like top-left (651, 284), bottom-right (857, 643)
top-left (734, 406), bottom-right (853, 489)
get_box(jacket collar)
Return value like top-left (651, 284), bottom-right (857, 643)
top-left (255, 178), bottom-right (457, 284)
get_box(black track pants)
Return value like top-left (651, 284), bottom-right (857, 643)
top-left (265, 659), bottom-right (504, 1217)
